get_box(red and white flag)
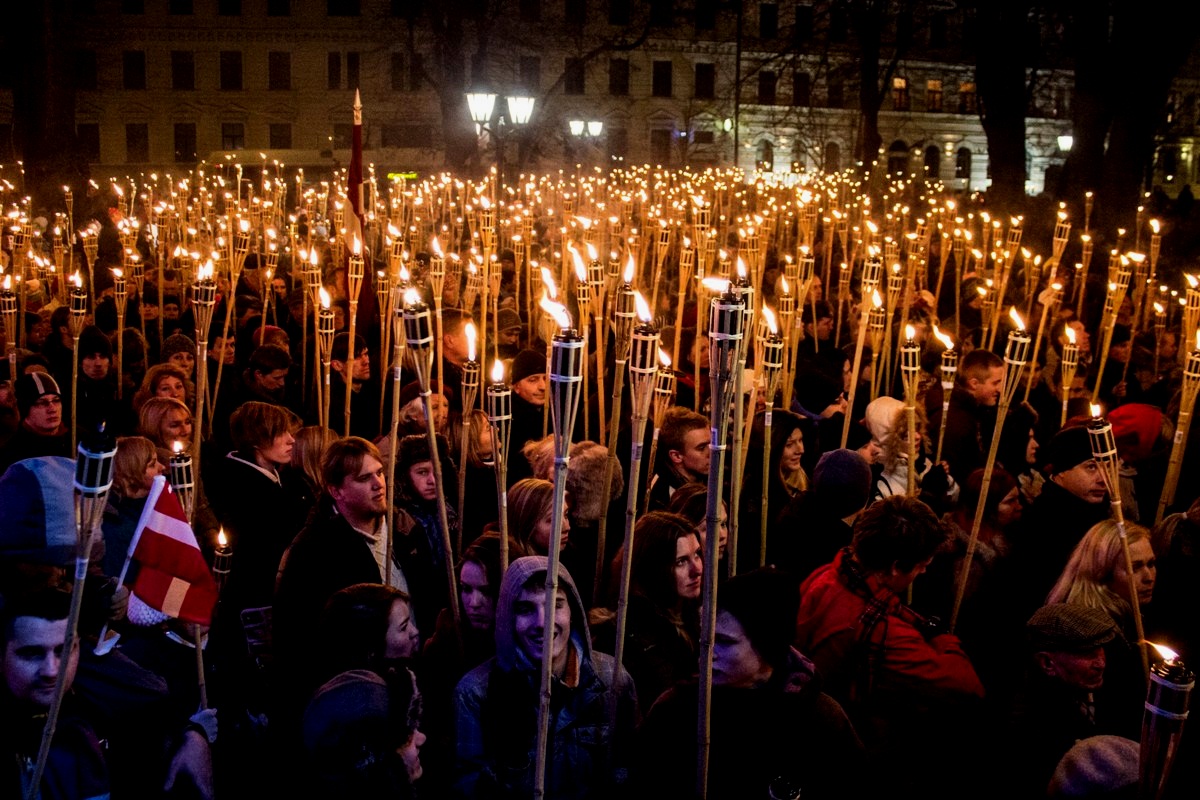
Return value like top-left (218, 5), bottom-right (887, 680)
top-left (126, 476), bottom-right (218, 625)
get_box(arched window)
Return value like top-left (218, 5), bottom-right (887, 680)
top-left (757, 140), bottom-right (774, 171)
top-left (824, 141), bottom-right (840, 172)
top-left (887, 139), bottom-right (908, 174)
top-left (955, 147), bottom-right (972, 180)
top-left (924, 145), bottom-right (941, 177)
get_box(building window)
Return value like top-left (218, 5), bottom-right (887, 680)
top-left (564, 58), bottom-right (585, 95)
top-left (346, 52), bottom-right (360, 89)
top-left (694, 63), bottom-right (715, 100)
top-left (409, 54), bottom-right (423, 91)
top-left (794, 2), bottom-right (813, 41)
top-left (391, 54), bottom-right (405, 91)
top-left (122, 0), bottom-right (144, 11)
top-left (926, 79), bottom-right (943, 112)
top-left (126, 123), bottom-right (149, 163)
top-left (564, 0), bottom-right (586, 26)
top-left (609, 0), bottom-right (630, 25)
top-left (268, 52), bottom-right (291, 91)
top-left (168, 0), bottom-right (192, 14)
top-left (122, 51), bottom-right (146, 90)
top-left (327, 0), bottom-right (360, 15)
top-left (519, 0), bottom-right (540, 22)
top-left (171, 51), bottom-right (194, 90)
top-left (959, 82), bottom-right (977, 114)
top-left (929, 12), bottom-right (947, 47)
top-left (382, 124), bottom-right (434, 148)
top-left (823, 141), bottom-right (840, 172)
top-left (332, 123), bottom-right (352, 149)
top-left (887, 140), bottom-right (908, 174)
top-left (695, 0), bottom-right (716, 29)
top-left (956, 147), bottom-right (971, 179)
top-left (174, 123), bottom-right (197, 163)
top-left (608, 127), bottom-right (628, 160)
top-left (650, 0), bottom-right (673, 26)
top-left (650, 128), bottom-right (673, 164)
top-left (328, 53), bottom-right (341, 89)
top-left (759, 3), bottom-right (778, 38)
top-left (269, 123), bottom-right (292, 150)
top-left (924, 145), bottom-right (941, 176)
top-left (75, 50), bottom-right (97, 91)
top-left (792, 71), bottom-right (811, 106)
top-left (758, 71), bottom-right (777, 105)
top-left (220, 51), bottom-right (243, 90)
top-left (77, 123), bottom-right (100, 162)
top-left (830, 1), bottom-right (848, 42)
top-left (892, 76), bottom-right (909, 110)
top-left (652, 60), bottom-right (673, 98)
top-left (218, 0), bottom-right (241, 14)
top-left (519, 56), bottom-right (541, 93)
top-left (694, 130), bottom-right (715, 144)
top-left (268, 0), bottom-right (290, 15)
top-left (827, 75), bottom-right (844, 108)
top-left (221, 122), bottom-right (245, 150)
top-left (609, 58), bottom-right (629, 96)
top-left (757, 140), bottom-right (774, 171)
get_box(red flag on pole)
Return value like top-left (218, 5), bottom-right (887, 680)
top-left (127, 476), bottom-right (219, 626)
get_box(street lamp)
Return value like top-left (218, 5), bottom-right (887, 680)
top-left (1058, 134), bottom-right (1074, 152)
top-left (568, 120), bottom-right (605, 166)
top-left (465, 90), bottom-right (536, 180)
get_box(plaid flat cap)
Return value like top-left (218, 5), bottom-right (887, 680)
top-left (1026, 604), bottom-right (1117, 653)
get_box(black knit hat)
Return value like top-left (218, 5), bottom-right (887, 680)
top-left (718, 567), bottom-right (801, 671)
top-left (15, 372), bottom-right (62, 417)
top-left (77, 325), bottom-right (112, 360)
top-left (1043, 425), bottom-right (1093, 475)
top-left (511, 349), bottom-right (545, 384)
top-left (812, 448), bottom-right (873, 519)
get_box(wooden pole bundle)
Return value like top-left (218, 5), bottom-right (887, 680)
top-left (1155, 335), bottom-right (1200, 523)
top-left (842, 256), bottom-right (883, 449)
top-left (486, 360), bottom-right (513, 578)
top-left (932, 327), bottom-right (957, 465)
top-left (67, 278), bottom-right (87, 453)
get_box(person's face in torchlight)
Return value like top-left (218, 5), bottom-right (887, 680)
top-left (168, 350), bottom-right (195, 377)
top-left (210, 337), bottom-right (235, 365)
top-left (996, 487), bottom-right (1023, 528)
top-left (259, 430), bottom-right (294, 466)
top-left (2, 616), bottom-right (80, 710)
top-left (676, 427), bottom-right (711, 479)
top-left (499, 327), bottom-right (521, 347)
top-left (513, 374), bottom-right (547, 406)
top-left (162, 408), bottom-right (193, 448)
top-left (384, 598), bottom-right (420, 660)
top-left (155, 375), bottom-right (186, 402)
top-left (970, 366), bottom-right (1005, 406)
top-left (530, 501), bottom-right (569, 554)
top-left (1109, 538), bottom-right (1156, 608)
top-left (712, 610), bottom-right (772, 688)
top-left (338, 349), bottom-right (370, 382)
top-left (673, 534), bottom-right (704, 600)
top-left (1039, 646), bottom-right (1106, 691)
top-left (81, 353), bottom-right (110, 380)
top-left (331, 454), bottom-right (388, 520)
top-left (163, 302), bottom-right (180, 320)
top-left (513, 583), bottom-right (571, 669)
top-left (1024, 430), bottom-right (1039, 465)
top-left (1052, 459), bottom-right (1107, 503)
top-left (24, 395), bottom-right (62, 434)
top-left (695, 500), bottom-right (729, 560)
top-left (142, 455), bottom-right (166, 493)
top-left (856, 438), bottom-right (883, 465)
top-left (780, 428), bottom-right (804, 475)
top-left (256, 368), bottom-right (288, 394)
top-left (460, 560), bottom-right (496, 632)
top-left (407, 460), bottom-right (438, 502)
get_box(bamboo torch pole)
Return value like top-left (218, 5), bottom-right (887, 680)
top-left (533, 297), bottom-right (585, 800)
top-left (757, 307), bottom-right (784, 567)
top-left (385, 283), bottom-right (406, 586)
top-left (900, 327), bottom-right (922, 497)
top-left (1087, 403), bottom-right (1149, 675)
top-left (1023, 281), bottom-right (1063, 404)
top-left (317, 289), bottom-right (335, 431)
top-left (67, 275), bottom-right (87, 454)
top-left (932, 327), bottom-right (957, 465)
top-left (642, 352), bottom-right (677, 513)
top-left (841, 256), bottom-right (883, 448)
top-left (697, 280), bottom-right (745, 799)
top-left (456, 323), bottom-right (480, 557)
top-left (342, 235), bottom-right (365, 435)
top-left (486, 359), bottom-right (512, 578)
top-left (949, 308), bottom-right (1030, 631)
top-left (1155, 333), bottom-right (1200, 524)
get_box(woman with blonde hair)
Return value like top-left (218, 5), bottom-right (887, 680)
top-left (1047, 520), bottom-right (1156, 727)
top-left (506, 477), bottom-right (567, 557)
top-left (131, 363), bottom-right (194, 415)
top-left (285, 424), bottom-right (336, 523)
top-left (101, 436), bottom-right (165, 576)
top-left (138, 396), bottom-right (194, 456)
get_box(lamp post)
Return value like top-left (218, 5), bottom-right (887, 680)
top-left (465, 90), bottom-right (536, 185)
top-left (568, 119), bottom-right (605, 168)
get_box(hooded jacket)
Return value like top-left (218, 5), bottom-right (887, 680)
top-left (453, 556), bottom-right (638, 799)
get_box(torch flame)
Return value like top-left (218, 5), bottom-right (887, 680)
top-left (701, 277), bottom-right (731, 294)
top-left (905, 324), bottom-right (916, 341)
top-left (1196, 328), bottom-right (1200, 351)
top-left (431, 236), bottom-right (443, 257)
top-left (871, 289), bottom-right (883, 309)
top-left (573, 250), bottom-right (587, 282)
top-left (1151, 219), bottom-right (1161, 235)
top-left (388, 222), bottom-right (402, 238)
top-left (623, 253), bottom-right (636, 284)
top-left (218, 529), bottom-right (228, 549)
top-left (1065, 325), bottom-right (1076, 345)
top-left (491, 359), bottom-right (505, 383)
top-left (540, 266), bottom-right (558, 299)
top-left (310, 248), bottom-right (320, 267)
top-left (1150, 642), bottom-right (1180, 662)
top-left (780, 275), bottom-right (791, 296)
top-left (634, 291), bottom-right (653, 323)
top-left (658, 348), bottom-right (672, 368)
top-left (172, 440), bottom-right (183, 454)
top-left (112, 268), bottom-right (123, 279)
top-left (1187, 274), bottom-right (1199, 289)
top-left (465, 321), bottom-right (477, 362)
top-left (1009, 307), bottom-right (1026, 331)
top-left (762, 305), bottom-right (778, 335)
top-left (1090, 403), bottom-right (1102, 418)
top-left (932, 325), bottom-right (954, 351)
top-left (539, 295), bottom-right (572, 330)
top-left (319, 287), bottom-right (331, 309)
top-left (403, 287), bottom-right (422, 307)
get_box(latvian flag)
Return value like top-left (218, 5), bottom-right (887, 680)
top-left (124, 475), bottom-right (218, 626)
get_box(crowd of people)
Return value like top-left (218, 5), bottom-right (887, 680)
top-left (2, 196), bottom-right (1199, 800)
